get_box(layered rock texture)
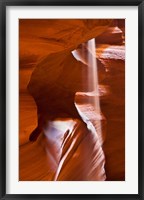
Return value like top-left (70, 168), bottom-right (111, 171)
top-left (19, 19), bottom-right (125, 181)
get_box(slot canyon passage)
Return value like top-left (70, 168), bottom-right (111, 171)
top-left (19, 19), bottom-right (125, 181)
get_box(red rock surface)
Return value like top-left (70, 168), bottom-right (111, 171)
top-left (97, 46), bottom-right (125, 180)
top-left (19, 19), bottom-right (125, 181)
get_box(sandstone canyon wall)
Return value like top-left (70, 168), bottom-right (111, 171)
top-left (19, 19), bottom-right (125, 181)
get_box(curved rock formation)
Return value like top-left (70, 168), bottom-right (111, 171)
top-left (19, 19), bottom-right (125, 181)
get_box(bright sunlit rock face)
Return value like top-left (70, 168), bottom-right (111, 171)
top-left (19, 19), bottom-right (125, 181)
top-left (42, 119), bottom-right (106, 181)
